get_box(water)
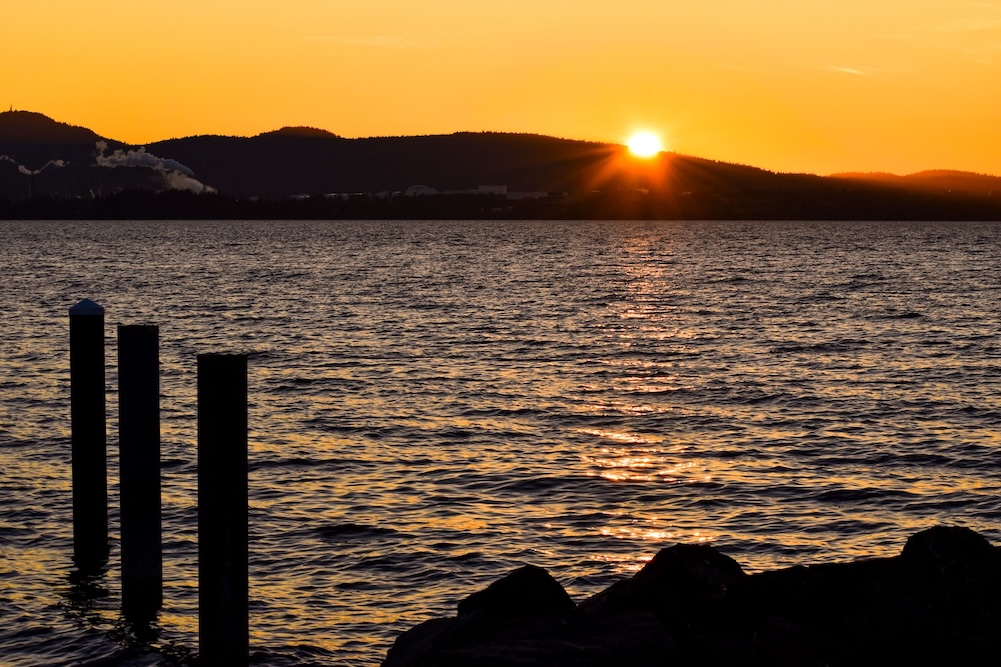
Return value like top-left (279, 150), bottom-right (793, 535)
top-left (1, 219), bottom-right (1000, 666)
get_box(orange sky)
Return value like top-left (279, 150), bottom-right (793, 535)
top-left (5, 0), bottom-right (1000, 175)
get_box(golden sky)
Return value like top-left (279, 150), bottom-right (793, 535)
top-left (5, 0), bottom-right (1001, 175)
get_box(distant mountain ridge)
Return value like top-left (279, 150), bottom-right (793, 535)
top-left (0, 110), bottom-right (124, 165)
top-left (0, 110), bottom-right (103, 144)
top-left (2, 111), bottom-right (1000, 219)
top-left (831, 170), bottom-right (1001, 194)
top-left (148, 130), bottom-right (642, 197)
top-left (261, 126), bottom-right (342, 139)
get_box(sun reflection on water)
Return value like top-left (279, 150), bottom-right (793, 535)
top-left (3, 220), bottom-right (1001, 666)
top-left (577, 428), bottom-right (700, 483)
top-left (576, 427), bottom-right (664, 445)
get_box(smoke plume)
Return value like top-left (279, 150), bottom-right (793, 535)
top-left (1, 154), bottom-right (67, 174)
top-left (94, 141), bottom-right (215, 193)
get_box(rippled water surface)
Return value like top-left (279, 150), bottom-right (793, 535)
top-left (2, 219), bottom-right (1000, 665)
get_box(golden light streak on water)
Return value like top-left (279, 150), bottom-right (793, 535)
top-left (2, 219), bottom-right (1001, 665)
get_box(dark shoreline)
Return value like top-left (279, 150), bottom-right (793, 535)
top-left (384, 526), bottom-right (1001, 666)
top-left (4, 187), bottom-right (1001, 221)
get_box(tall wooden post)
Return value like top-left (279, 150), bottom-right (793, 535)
top-left (197, 354), bottom-right (249, 665)
top-left (118, 324), bottom-right (162, 619)
top-left (69, 298), bottom-right (108, 571)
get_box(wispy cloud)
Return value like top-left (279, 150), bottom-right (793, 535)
top-left (719, 62), bottom-right (877, 78)
top-left (882, 3), bottom-right (1001, 62)
top-left (826, 65), bottom-right (871, 77)
top-left (934, 17), bottom-right (1001, 32)
top-left (931, 1), bottom-right (1001, 34)
top-left (285, 34), bottom-right (443, 49)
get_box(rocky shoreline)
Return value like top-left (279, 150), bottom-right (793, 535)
top-left (383, 526), bottom-right (1001, 666)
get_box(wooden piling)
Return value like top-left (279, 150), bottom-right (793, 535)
top-left (118, 324), bottom-right (162, 618)
top-left (69, 299), bottom-right (108, 571)
top-left (197, 353), bottom-right (249, 665)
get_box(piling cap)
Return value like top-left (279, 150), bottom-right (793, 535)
top-left (69, 298), bottom-right (105, 316)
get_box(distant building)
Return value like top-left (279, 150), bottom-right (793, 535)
top-left (404, 185), bottom-right (437, 196)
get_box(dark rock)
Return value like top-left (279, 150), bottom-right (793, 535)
top-left (382, 617), bottom-right (469, 666)
top-left (457, 564), bottom-right (575, 619)
top-left (749, 616), bottom-right (831, 667)
top-left (385, 565), bottom-right (579, 667)
top-left (578, 543), bottom-right (745, 618)
top-left (855, 527), bottom-right (1001, 666)
top-left (634, 543), bottom-right (747, 597)
top-left (385, 609), bottom-right (674, 667)
top-left (900, 525), bottom-right (998, 573)
top-left (383, 527), bottom-right (1001, 667)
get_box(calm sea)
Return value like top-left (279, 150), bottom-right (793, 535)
top-left (1, 219), bottom-right (1000, 666)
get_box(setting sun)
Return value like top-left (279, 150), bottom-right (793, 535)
top-left (627, 132), bottom-right (663, 158)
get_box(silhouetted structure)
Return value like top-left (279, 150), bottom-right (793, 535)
top-left (69, 299), bottom-right (108, 572)
top-left (197, 354), bottom-right (249, 666)
top-left (118, 324), bottom-right (162, 619)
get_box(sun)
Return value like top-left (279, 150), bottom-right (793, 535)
top-left (626, 131), bottom-right (663, 158)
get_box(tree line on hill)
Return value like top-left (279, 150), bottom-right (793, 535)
top-left (2, 110), bottom-right (1000, 220)
top-left (4, 185), bottom-right (1000, 221)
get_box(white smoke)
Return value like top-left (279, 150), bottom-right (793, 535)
top-left (95, 143), bottom-right (194, 175)
top-left (29, 159), bottom-right (66, 175)
top-left (1, 154), bottom-right (67, 174)
top-left (94, 141), bottom-right (215, 193)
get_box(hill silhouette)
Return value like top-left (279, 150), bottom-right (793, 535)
top-left (831, 170), bottom-right (1001, 196)
top-left (2, 110), bottom-right (1000, 219)
top-left (148, 131), bottom-right (624, 197)
top-left (0, 110), bottom-right (107, 146)
top-left (0, 111), bottom-right (146, 198)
